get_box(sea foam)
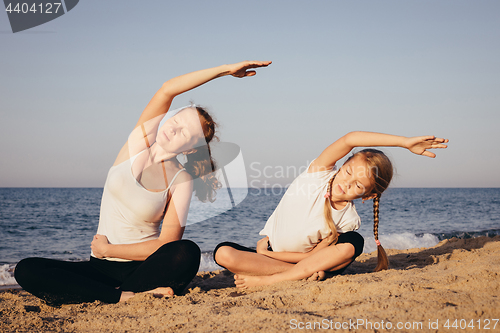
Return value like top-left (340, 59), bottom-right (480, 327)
top-left (0, 264), bottom-right (17, 286)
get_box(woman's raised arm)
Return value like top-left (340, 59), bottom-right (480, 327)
top-left (134, 61), bottom-right (272, 128)
top-left (114, 60), bottom-right (271, 166)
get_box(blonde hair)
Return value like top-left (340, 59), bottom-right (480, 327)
top-left (323, 149), bottom-right (393, 271)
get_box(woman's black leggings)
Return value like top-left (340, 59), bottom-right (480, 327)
top-left (14, 239), bottom-right (200, 305)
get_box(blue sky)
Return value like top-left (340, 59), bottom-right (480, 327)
top-left (1, 0), bottom-right (499, 188)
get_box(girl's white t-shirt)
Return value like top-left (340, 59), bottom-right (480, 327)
top-left (259, 163), bottom-right (361, 253)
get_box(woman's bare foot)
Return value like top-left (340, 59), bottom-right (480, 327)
top-left (234, 274), bottom-right (274, 289)
top-left (307, 271), bottom-right (326, 282)
top-left (119, 287), bottom-right (174, 302)
top-left (119, 291), bottom-right (135, 302)
top-left (144, 287), bottom-right (174, 298)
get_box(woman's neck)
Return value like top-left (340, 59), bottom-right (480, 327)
top-left (149, 143), bottom-right (178, 164)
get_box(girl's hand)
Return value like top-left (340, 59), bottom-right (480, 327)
top-left (91, 234), bottom-right (110, 259)
top-left (227, 60), bottom-right (272, 78)
top-left (256, 236), bottom-right (270, 254)
top-left (310, 238), bottom-right (331, 254)
top-left (404, 136), bottom-right (449, 158)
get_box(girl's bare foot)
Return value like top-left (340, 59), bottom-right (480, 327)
top-left (234, 274), bottom-right (273, 289)
top-left (307, 271), bottom-right (326, 282)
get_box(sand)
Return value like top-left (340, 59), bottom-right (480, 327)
top-left (1, 236), bottom-right (499, 332)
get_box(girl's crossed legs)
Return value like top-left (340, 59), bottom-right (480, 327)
top-left (214, 232), bottom-right (364, 288)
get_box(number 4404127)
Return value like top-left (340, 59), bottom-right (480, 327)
top-left (5, 2), bottom-right (62, 14)
top-left (443, 319), bottom-right (498, 330)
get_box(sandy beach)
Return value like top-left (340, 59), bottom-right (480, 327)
top-left (1, 236), bottom-right (499, 332)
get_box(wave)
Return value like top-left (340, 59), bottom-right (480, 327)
top-left (434, 228), bottom-right (500, 241)
top-left (0, 264), bottom-right (16, 287)
top-left (362, 233), bottom-right (441, 254)
top-left (199, 252), bottom-right (223, 272)
top-left (362, 229), bottom-right (500, 254)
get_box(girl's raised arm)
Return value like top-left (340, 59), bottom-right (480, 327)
top-left (311, 131), bottom-right (448, 171)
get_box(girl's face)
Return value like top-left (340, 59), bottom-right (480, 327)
top-left (331, 155), bottom-right (376, 201)
top-left (156, 108), bottom-right (205, 154)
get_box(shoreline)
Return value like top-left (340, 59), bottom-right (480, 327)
top-left (1, 236), bottom-right (499, 332)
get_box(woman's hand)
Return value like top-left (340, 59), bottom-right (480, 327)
top-left (404, 136), bottom-right (449, 158)
top-left (256, 236), bottom-right (270, 254)
top-left (91, 234), bottom-right (110, 259)
top-left (226, 60), bottom-right (272, 78)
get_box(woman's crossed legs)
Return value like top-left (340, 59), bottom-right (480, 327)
top-left (14, 239), bottom-right (200, 305)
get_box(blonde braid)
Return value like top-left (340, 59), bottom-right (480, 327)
top-left (373, 195), bottom-right (389, 272)
top-left (323, 175), bottom-right (338, 245)
top-left (373, 195), bottom-right (380, 242)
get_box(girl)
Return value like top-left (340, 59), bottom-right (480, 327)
top-left (14, 60), bottom-right (272, 304)
top-left (214, 131), bottom-right (448, 288)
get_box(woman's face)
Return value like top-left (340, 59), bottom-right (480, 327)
top-left (156, 108), bottom-right (205, 154)
top-left (331, 155), bottom-right (375, 201)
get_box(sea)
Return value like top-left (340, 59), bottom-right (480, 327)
top-left (1, 187), bottom-right (499, 287)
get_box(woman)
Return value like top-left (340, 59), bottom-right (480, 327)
top-left (14, 60), bottom-right (272, 305)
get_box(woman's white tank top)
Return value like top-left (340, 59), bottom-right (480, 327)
top-left (92, 153), bottom-right (185, 261)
